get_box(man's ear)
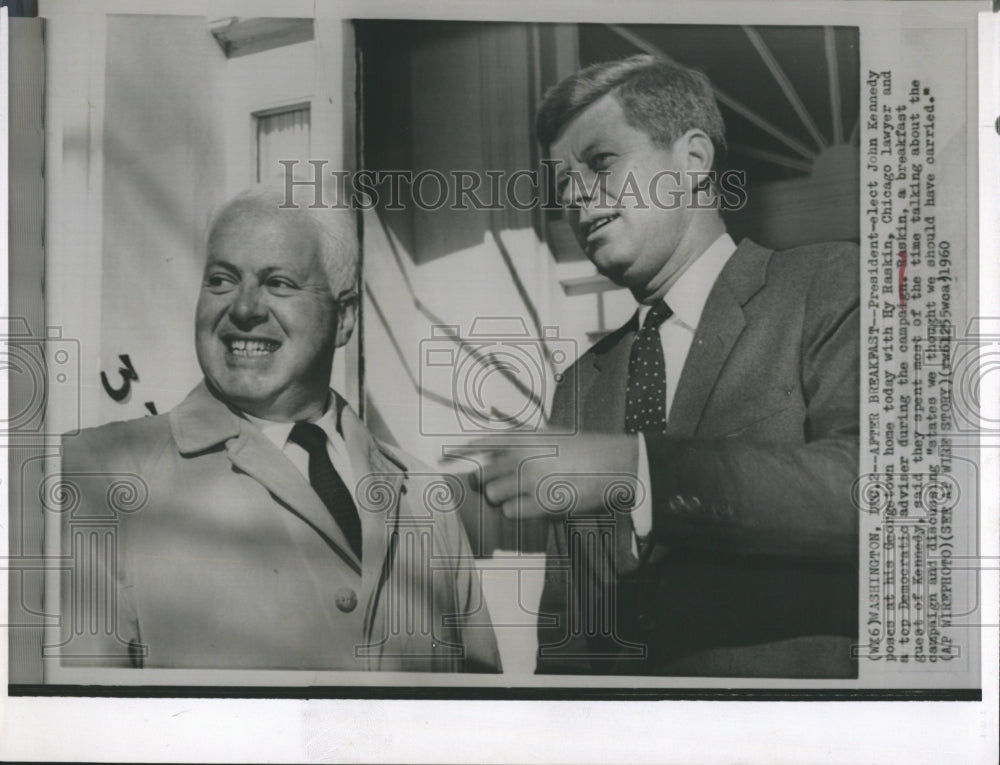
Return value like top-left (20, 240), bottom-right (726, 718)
top-left (334, 297), bottom-right (358, 348)
top-left (676, 128), bottom-right (715, 187)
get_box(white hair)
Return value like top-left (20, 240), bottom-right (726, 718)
top-left (206, 183), bottom-right (359, 299)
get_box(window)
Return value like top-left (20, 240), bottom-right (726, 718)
top-left (254, 103), bottom-right (310, 183)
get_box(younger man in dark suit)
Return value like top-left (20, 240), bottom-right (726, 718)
top-left (478, 55), bottom-right (859, 677)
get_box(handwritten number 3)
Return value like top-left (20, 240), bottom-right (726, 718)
top-left (100, 354), bottom-right (139, 401)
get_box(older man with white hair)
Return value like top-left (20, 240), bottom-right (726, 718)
top-left (59, 185), bottom-right (500, 673)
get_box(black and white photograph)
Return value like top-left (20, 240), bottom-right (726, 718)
top-left (3, 0), bottom-right (996, 762)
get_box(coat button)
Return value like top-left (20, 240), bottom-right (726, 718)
top-left (335, 587), bottom-right (358, 613)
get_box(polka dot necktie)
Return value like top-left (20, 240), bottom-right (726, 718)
top-left (625, 301), bottom-right (673, 434)
top-left (289, 421), bottom-right (363, 560)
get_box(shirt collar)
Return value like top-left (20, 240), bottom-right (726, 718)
top-left (243, 398), bottom-right (343, 452)
top-left (638, 233), bottom-right (737, 330)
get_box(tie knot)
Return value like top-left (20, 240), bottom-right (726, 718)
top-left (289, 421), bottom-right (328, 454)
top-left (642, 301), bottom-right (673, 330)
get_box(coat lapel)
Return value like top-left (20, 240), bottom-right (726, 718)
top-left (224, 425), bottom-right (363, 572)
top-left (338, 396), bottom-right (407, 627)
top-left (169, 381), bottom-right (363, 573)
top-left (666, 238), bottom-right (770, 437)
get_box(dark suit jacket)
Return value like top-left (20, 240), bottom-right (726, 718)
top-left (58, 381), bottom-right (500, 673)
top-left (536, 238), bottom-right (860, 677)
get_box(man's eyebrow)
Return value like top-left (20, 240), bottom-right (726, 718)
top-left (203, 262), bottom-right (300, 283)
top-left (204, 259), bottom-right (238, 273)
top-left (257, 266), bottom-right (302, 278)
top-left (558, 140), bottom-right (599, 164)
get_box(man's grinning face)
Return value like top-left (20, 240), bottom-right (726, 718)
top-left (195, 215), bottom-right (340, 421)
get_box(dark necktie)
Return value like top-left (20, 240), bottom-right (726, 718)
top-left (289, 421), bottom-right (363, 561)
top-left (625, 301), bottom-right (673, 434)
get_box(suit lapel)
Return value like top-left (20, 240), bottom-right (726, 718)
top-left (666, 238), bottom-right (771, 437)
top-left (570, 240), bottom-right (771, 575)
top-left (583, 317), bottom-right (637, 433)
top-left (578, 318), bottom-right (641, 577)
top-left (666, 284), bottom-right (745, 436)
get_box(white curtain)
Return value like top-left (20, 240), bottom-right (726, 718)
top-left (256, 106), bottom-right (310, 183)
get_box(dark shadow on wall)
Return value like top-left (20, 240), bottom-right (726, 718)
top-left (357, 21), bottom-right (541, 265)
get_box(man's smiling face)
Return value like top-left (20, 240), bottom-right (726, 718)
top-left (551, 93), bottom-right (702, 302)
top-left (195, 214), bottom-right (339, 421)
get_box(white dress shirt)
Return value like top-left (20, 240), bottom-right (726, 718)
top-left (631, 233), bottom-right (737, 543)
top-left (244, 404), bottom-right (359, 502)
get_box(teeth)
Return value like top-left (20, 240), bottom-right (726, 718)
top-left (587, 215), bottom-right (618, 236)
top-left (228, 339), bottom-right (279, 356)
